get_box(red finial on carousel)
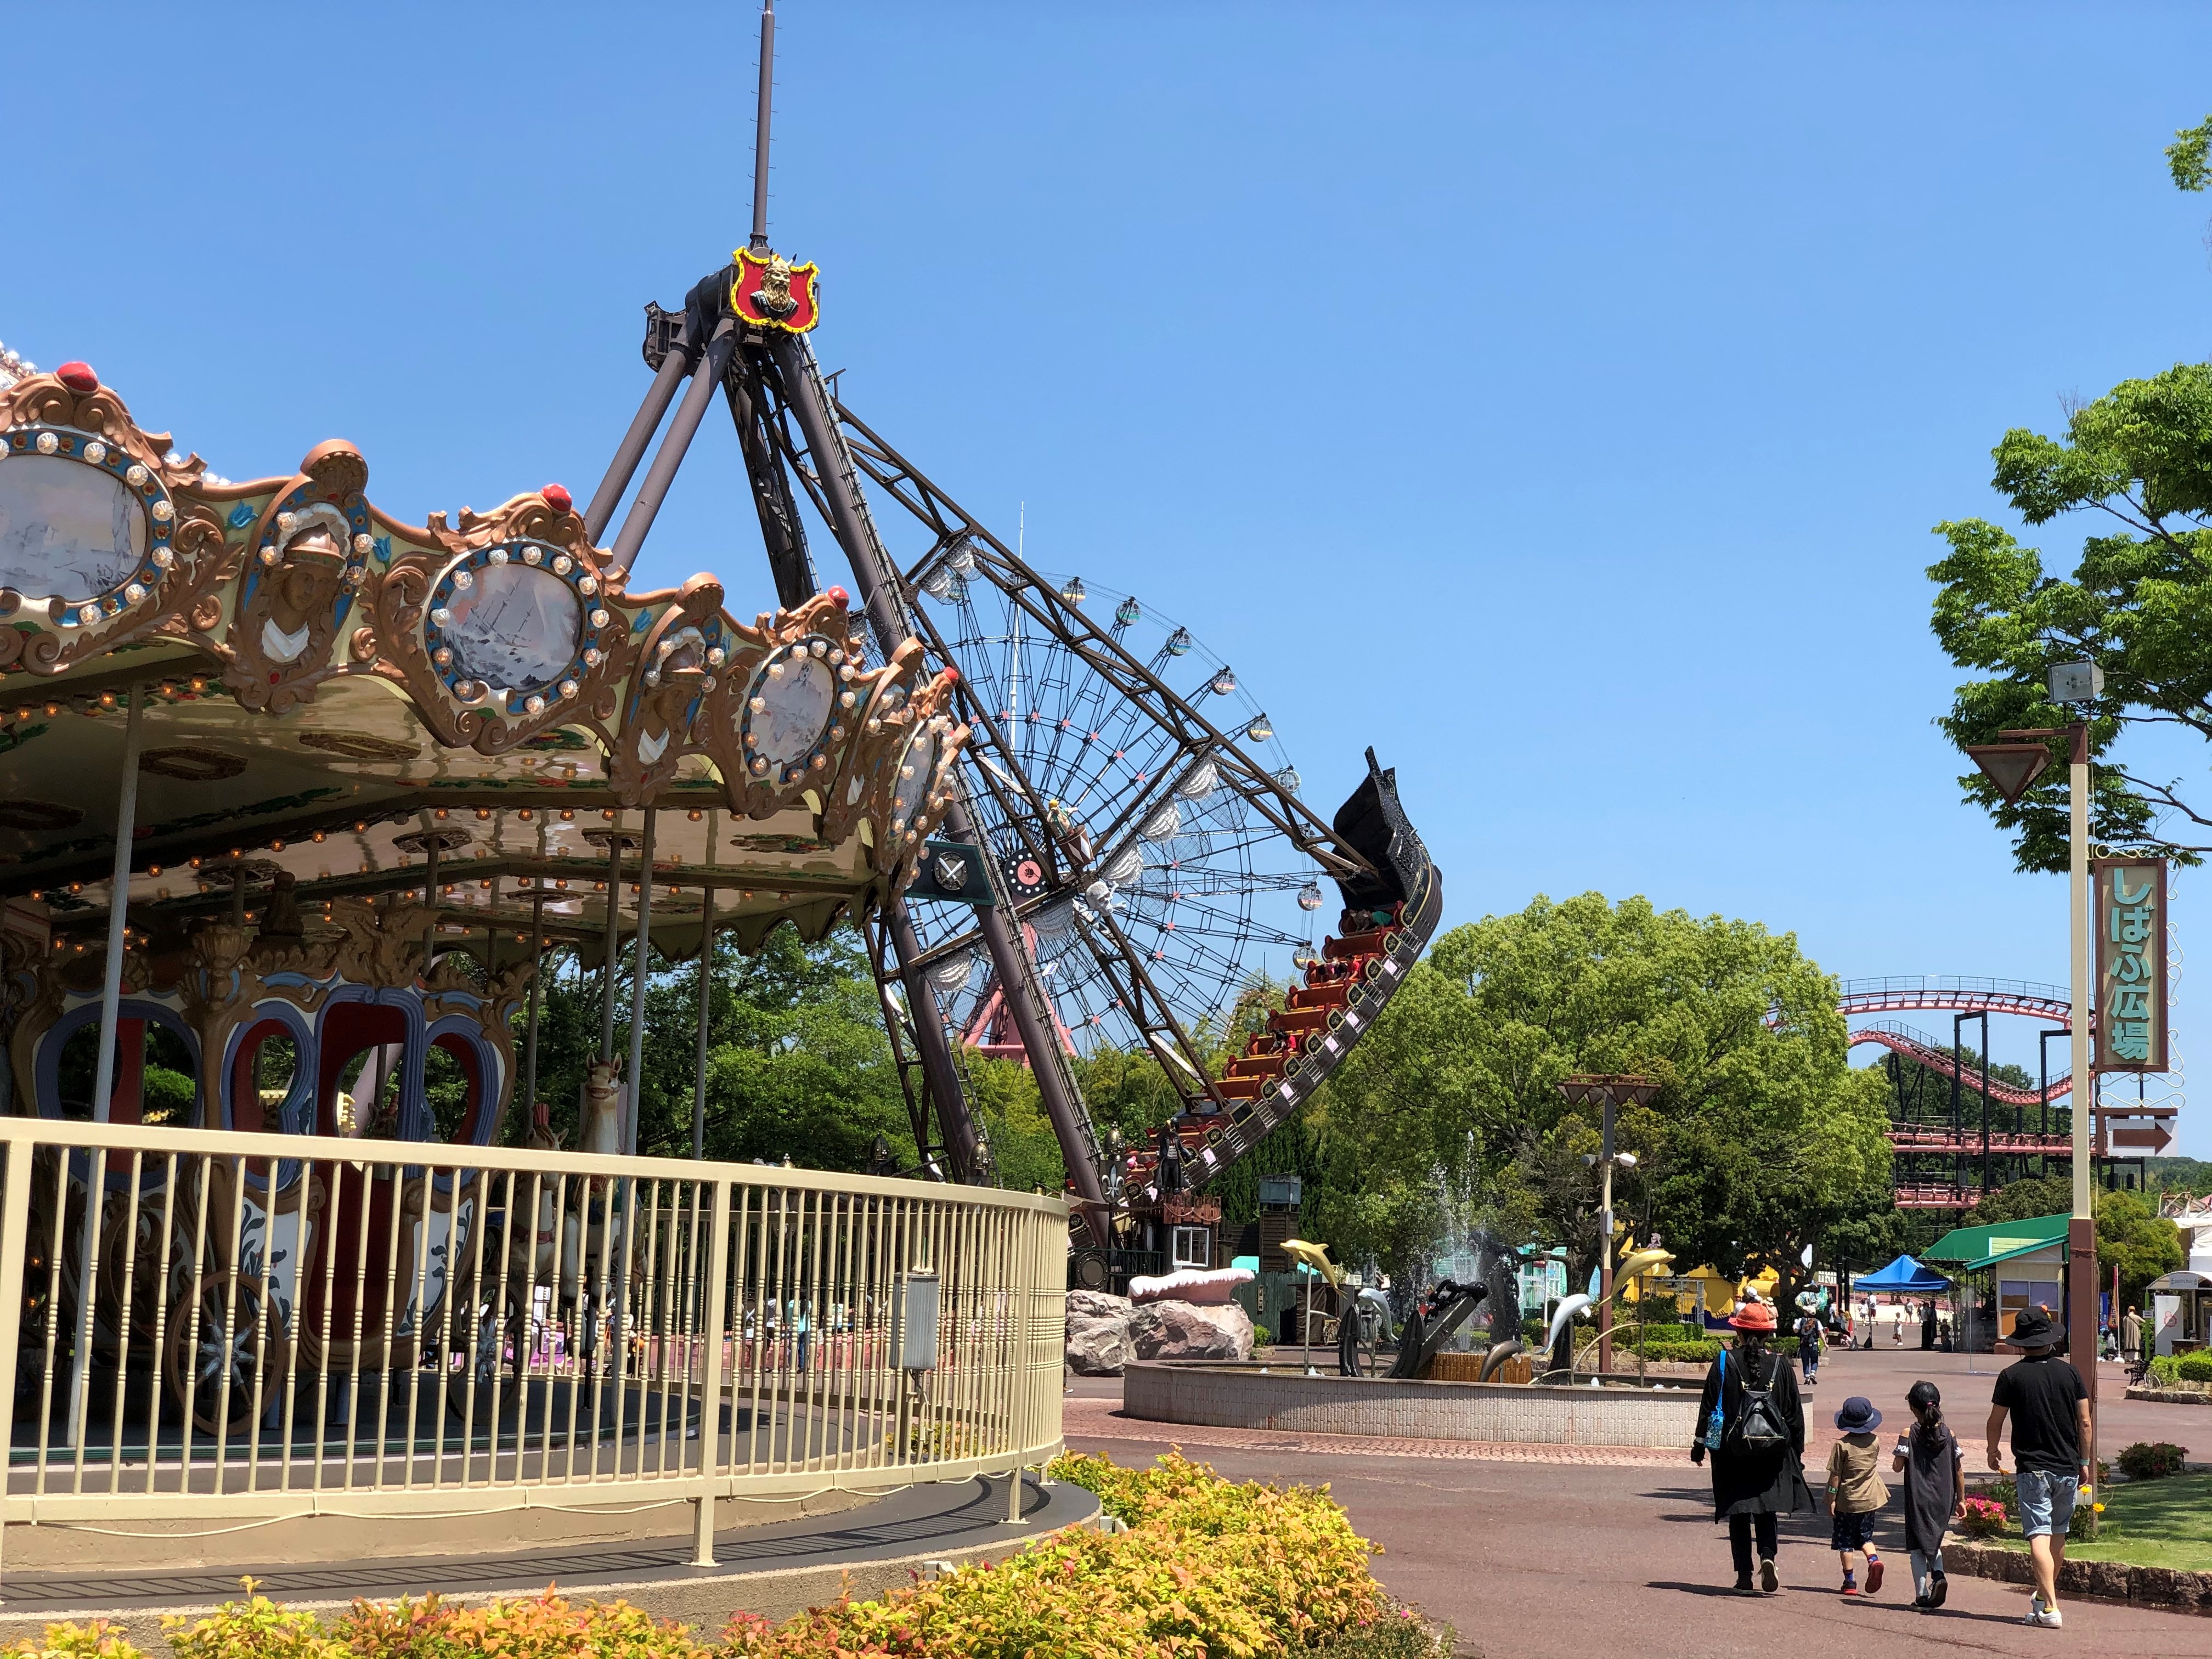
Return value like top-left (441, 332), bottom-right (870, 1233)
top-left (942, 665), bottom-right (960, 685)
top-left (55, 362), bottom-right (98, 392)
top-left (828, 585), bottom-right (849, 607)
top-left (542, 483), bottom-right (573, 514)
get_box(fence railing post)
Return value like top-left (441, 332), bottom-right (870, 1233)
top-left (693, 1176), bottom-right (733, 1567)
top-left (0, 1134), bottom-right (34, 1591)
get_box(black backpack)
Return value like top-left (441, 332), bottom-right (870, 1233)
top-left (1728, 1351), bottom-right (1790, 1453)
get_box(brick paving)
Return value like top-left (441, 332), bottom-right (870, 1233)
top-left (1064, 1351), bottom-right (2212, 1657)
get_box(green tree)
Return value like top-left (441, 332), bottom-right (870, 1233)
top-left (1928, 125), bottom-right (2212, 868)
top-left (1966, 1175), bottom-right (2075, 1228)
top-left (1306, 893), bottom-right (1893, 1299)
top-left (2098, 1187), bottom-right (2186, 1305)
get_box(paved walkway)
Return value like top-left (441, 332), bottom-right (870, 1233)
top-left (1066, 1359), bottom-right (2212, 1657)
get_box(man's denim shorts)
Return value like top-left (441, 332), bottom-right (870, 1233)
top-left (2015, 1466), bottom-right (2079, 1538)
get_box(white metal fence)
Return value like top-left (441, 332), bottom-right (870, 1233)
top-left (0, 1116), bottom-right (1068, 1574)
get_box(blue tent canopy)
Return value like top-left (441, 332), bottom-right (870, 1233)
top-left (1855, 1254), bottom-right (1950, 1293)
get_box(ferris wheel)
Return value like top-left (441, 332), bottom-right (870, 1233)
top-left (900, 561), bottom-right (1325, 1073)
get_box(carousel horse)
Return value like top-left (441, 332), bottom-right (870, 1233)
top-left (449, 1063), bottom-right (630, 1404)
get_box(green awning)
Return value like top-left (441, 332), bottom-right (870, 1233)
top-left (1923, 1211), bottom-right (2069, 1273)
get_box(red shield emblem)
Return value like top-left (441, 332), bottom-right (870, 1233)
top-left (729, 246), bottom-right (820, 332)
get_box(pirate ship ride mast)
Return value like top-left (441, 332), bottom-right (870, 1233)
top-left (585, 3), bottom-right (1443, 1249)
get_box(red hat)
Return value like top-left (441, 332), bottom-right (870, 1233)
top-left (1728, 1298), bottom-right (1778, 1333)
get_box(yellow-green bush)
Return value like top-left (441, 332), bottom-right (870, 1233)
top-left (727, 1451), bottom-right (1387, 1659)
top-left (3, 1453), bottom-right (1409, 1659)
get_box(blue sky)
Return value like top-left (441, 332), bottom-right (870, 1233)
top-left (9, 4), bottom-right (2212, 1155)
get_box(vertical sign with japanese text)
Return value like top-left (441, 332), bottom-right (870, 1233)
top-left (2094, 856), bottom-right (2168, 1073)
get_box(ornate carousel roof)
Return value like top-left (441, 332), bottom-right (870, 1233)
top-left (0, 363), bottom-right (969, 960)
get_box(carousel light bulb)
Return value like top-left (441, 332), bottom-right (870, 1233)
top-left (560, 809), bottom-right (574, 821)
top-left (688, 809), bottom-right (702, 821)
top-left (475, 808), bottom-right (491, 821)
top-left (312, 831), bottom-right (324, 843)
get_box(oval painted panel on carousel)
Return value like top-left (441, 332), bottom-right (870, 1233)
top-left (0, 448), bottom-right (149, 602)
top-left (744, 642), bottom-right (838, 774)
top-left (437, 558), bottom-right (581, 693)
top-left (891, 726), bottom-right (939, 835)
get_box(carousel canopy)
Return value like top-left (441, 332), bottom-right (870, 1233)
top-left (0, 364), bottom-right (969, 965)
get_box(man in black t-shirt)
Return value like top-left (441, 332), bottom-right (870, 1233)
top-left (1987, 1307), bottom-right (2091, 1629)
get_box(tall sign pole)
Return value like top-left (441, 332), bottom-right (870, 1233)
top-left (1970, 661), bottom-right (2104, 1508)
top-left (2064, 719), bottom-right (2098, 1446)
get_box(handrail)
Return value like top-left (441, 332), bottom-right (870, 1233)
top-left (0, 1120), bottom-right (1068, 1579)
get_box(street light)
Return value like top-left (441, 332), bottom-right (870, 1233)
top-left (1961, 659), bottom-right (2101, 1494)
top-left (1559, 1074), bottom-right (1659, 1374)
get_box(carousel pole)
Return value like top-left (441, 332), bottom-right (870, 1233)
top-left (599, 820), bottom-right (624, 1062)
top-left (524, 887), bottom-right (547, 1116)
top-left (74, 682), bottom-right (145, 1444)
top-left (692, 810), bottom-right (718, 1159)
top-left (622, 808), bottom-right (658, 1156)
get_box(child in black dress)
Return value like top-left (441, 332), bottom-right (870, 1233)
top-left (1891, 1379), bottom-right (1965, 1610)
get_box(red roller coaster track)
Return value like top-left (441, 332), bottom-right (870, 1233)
top-left (1848, 1022), bottom-right (2072, 1106)
top-left (1839, 975), bottom-right (2077, 1028)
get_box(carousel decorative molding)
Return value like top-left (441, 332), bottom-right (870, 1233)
top-left (0, 366), bottom-right (239, 676)
top-left (0, 365), bottom-right (970, 876)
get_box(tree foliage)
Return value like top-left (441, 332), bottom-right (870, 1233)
top-left (1301, 893), bottom-right (1892, 1296)
top-left (1929, 125), bottom-right (2212, 868)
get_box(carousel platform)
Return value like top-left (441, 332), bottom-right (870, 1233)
top-left (0, 1470), bottom-right (1096, 1637)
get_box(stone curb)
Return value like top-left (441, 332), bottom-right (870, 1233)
top-left (1943, 1539), bottom-right (2212, 1616)
top-left (2122, 1385), bottom-right (2210, 1404)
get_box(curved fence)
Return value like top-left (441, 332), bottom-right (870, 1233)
top-left (0, 1117), bottom-right (1068, 1575)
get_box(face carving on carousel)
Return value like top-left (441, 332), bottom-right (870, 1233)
top-left (635, 625), bottom-right (712, 766)
top-left (257, 509), bottom-right (350, 665)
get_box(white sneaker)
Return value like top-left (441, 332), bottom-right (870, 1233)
top-left (2033, 1606), bottom-right (2064, 1628)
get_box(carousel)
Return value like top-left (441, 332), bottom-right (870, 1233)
top-left (0, 355), bottom-right (968, 1436)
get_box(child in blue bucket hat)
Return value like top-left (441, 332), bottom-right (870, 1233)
top-left (1825, 1395), bottom-right (1889, 1594)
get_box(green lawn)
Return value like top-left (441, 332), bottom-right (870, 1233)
top-left (1977, 1474), bottom-right (2212, 1570)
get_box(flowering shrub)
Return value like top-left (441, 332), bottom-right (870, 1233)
top-left (2116, 1440), bottom-right (2189, 1481)
top-left (1956, 1496), bottom-right (2010, 1539)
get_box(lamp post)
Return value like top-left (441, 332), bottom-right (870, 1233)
top-left (1559, 1074), bottom-right (1658, 1375)
top-left (1962, 659), bottom-right (2101, 1483)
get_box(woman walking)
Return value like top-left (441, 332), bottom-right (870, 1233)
top-left (1691, 1297), bottom-right (1815, 1595)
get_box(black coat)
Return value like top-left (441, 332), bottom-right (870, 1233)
top-left (1690, 1342), bottom-right (1814, 1517)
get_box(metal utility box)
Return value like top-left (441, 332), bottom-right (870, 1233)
top-left (893, 1271), bottom-right (940, 1371)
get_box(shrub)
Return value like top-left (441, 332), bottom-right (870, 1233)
top-left (2, 1621), bottom-right (145, 1658)
top-left (162, 1579), bottom-right (341, 1659)
top-left (2179, 1350), bottom-right (2212, 1383)
top-left (2116, 1441), bottom-right (2190, 1481)
top-left (13, 1458), bottom-right (1402, 1659)
top-left (1956, 1496), bottom-right (2010, 1539)
top-left (727, 1451), bottom-right (1389, 1659)
top-left (2149, 1353), bottom-right (2181, 1385)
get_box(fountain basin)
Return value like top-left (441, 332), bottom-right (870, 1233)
top-left (1124, 1361), bottom-right (1700, 1449)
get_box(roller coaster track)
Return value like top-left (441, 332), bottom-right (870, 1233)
top-left (1839, 975), bottom-right (2076, 1028)
top-left (1848, 1021), bottom-right (2072, 1106)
